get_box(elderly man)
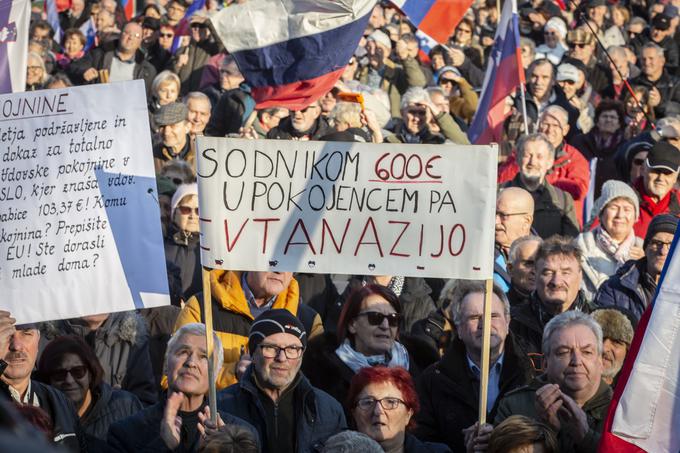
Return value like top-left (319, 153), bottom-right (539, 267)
top-left (596, 214), bottom-right (679, 322)
top-left (591, 309), bottom-right (634, 386)
top-left (495, 311), bottom-right (612, 453)
top-left (92, 21), bottom-right (156, 94)
top-left (184, 92), bottom-right (212, 138)
top-left (565, 27), bottom-right (608, 93)
top-left (108, 323), bottom-right (255, 452)
top-left (217, 309), bottom-right (345, 453)
top-left (500, 133), bottom-right (579, 239)
top-left (494, 187), bottom-right (535, 291)
top-left (631, 141), bottom-right (680, 237)
top-left (153, 102), bottom-right (194, 172)
top-left (631, 42), bottom-right (680, 118)
top-left (507, 235), bottom-right (543, 307)
top-left (175, 272), bottom-right (323, 389)
top-left (499, 105), bottom-right (590, 226)
top-left (415, 281), bottom-right (532, 453)
top-left (266, 100), bottom-right (332, 141)
top-left (204, 56), bottom-right (255, 137)
top-left (511, 236), bottom-right (592, 366)
top-left (0, 312), bottom-right (85, 451)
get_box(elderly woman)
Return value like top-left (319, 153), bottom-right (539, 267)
top-left (35, 335), bottom-right (142, 448)
top-left (348, 367), bottom-right (451, 453)
top-left (535, 17), bottom-right (568, 65)
top-left (164, 183), bottom-right (202, 301)
top-left (26, 52), bottom-right (48, 90)
top-left (56, 28), bottom-right (97, 85)
top-left (576, 180), bottom-right (644, 299)
top-left (303, 285), bottom-right (422, 417)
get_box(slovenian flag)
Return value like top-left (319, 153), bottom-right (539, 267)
top-left (467, 0), bottom-right (524, 144)
top-left (121, 0), bottom-right (135, 21)
top-left (210, 0), bottom-right (375, 109)
top-left (0, 0), bottom-right (30, 93)
top-left (390, 0), bottom-right (473, 44)
top-left (598, 228), bottom-right (680, 453)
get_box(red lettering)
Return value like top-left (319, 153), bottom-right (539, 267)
top-left (284, 219), bottom-right (317, 255)
top-left (253, 218), bottom-right (280, 254)
top-left (354, 217), bottom-right (384, 257)
top-left (374, 152), bottom-right (390, 180)
top-left (224, 218), bottom-right (249, 252)
top-left (425, 155), bottom-right (441, 179)
top-left (321, 218), bottom-right (351, 253)
top-left (388, 221), bottom-right (411, 257)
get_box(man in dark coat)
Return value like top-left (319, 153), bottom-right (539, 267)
top-left (596, 214), bottom-right (679, 322)
top-left (500, 133), bottom-right (579, 239)
top-left (0, 316), bottom-right (87, 452)
top-left (267, 100), bottom-right (332, 141)
top-left (217, 309), bottom-right (346, 453)
top-left (107, 323), bottom-right (256, 452)
top-left (415, 281), bottom-right (533, 452)
top-left (630, 42), bottom-right (680, 118)
top-left (510, 236), bottom-right (593, 372)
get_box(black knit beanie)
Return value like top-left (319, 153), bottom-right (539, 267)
top-left (248, 309), bottom-right (307, 353)
top-left (643, 214), bottom-right (679, 249)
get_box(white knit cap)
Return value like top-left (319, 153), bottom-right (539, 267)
top-left (170, 182), bottom-right (198, 218)
top-left (592, 180), bottom-right (640, 220)
top-left (545, 17), bottom-right (567, 39)
top-left (368, 30), bottom-right (392, 50)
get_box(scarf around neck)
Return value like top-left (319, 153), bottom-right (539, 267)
top-left (335, 339), bottom-right (410, 374)
top-left (594, 225), bottom-right (637, 264)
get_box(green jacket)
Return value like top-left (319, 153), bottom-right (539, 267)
top-left (494, 375), bottom-right (612, 453)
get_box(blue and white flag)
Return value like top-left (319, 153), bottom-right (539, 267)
top-left (0, 0), bottom-right (30, 93)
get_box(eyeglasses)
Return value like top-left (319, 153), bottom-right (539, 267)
top-left (496, 210), bottom-right (529, 221)
top-left (354, 397), bottom-right (405, 411)
top-left (160, 33), bottom-right (174, 38)
top-left (356, 311), bottom-right (400, 327)
top-left (27, 66), bottom-right (43, 72)
top-left (178, 205), bottom-right (199, 215)
top-left (259, 344), bottom-right (305, 359)
top-left (51, 365), bottom-right (88, 381)
top-left (123, 31), bottom-right (142, 39)
top-left (648, 239), bottom-right (673, 252)
top-left (406, 108), bottom-right (427, 116)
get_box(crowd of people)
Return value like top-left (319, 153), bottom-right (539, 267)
top-left (2, 0), bottom-right (680, 451)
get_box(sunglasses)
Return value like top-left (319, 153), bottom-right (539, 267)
top-left (406, 108), bottom-right (427, 116)
top-left (569, 43), bottom-right (588, 49)
top-left (160, 33), bottom-right (174, 38)
top-left (178, 205), bottom-right (199, 215)
top-left (356, 311), bottom-right (400, 327)
top-left (51, 365), bottom-right (88, 381)
top-left (439, 78), bottom-right (456, 85)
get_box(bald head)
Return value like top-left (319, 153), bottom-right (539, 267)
top-left (495, 188), bottom-right (535, 252)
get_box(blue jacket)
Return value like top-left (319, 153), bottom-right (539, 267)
top-left (217, 367), bottom-right (346, 453)
top-left (494, 246), bottom-right (511, 292)
top-left (595, 259), bottom-right (650, 322)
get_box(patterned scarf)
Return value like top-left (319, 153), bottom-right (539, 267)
top-left (594, 226), bottom-right (637, 264)
top-left (335, 339), bottom-right (410, 374)
top-left (363, 276), bottom-right (405, 296)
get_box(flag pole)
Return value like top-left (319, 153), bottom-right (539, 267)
top-left (478, 278), bottom-right (494, 424)
top-left (519, 82), bottom-right (530, 134)
top-left (203, 267), bottom-right (218, 423)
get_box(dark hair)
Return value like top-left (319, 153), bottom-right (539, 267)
top-left (487, 415), bottom-right (558, 453)
top-left (63, 28), bottom-right (86, 46)
top-left (336, 284), bottom-right (401, 344)
top-left (535, 235), bottom-right (583, 265)
top-left (198, 424), bottom-right (259, 453)
top-left (347, 366), bottom-right (419, 430)
top-left (595, 98), bottom-right (626, 129)
top-left (36, 335), bottom-right (104, 392)
top-left (428, 45), bottom-right (453, 65)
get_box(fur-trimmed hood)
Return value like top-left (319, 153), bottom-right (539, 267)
top-left (41, 311), bottom-right (147, 346)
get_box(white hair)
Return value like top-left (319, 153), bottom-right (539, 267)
top-left (166, 323), bottom-right (224, 378)
top-left (400, 87), bottom-right (430, 110)
top-left (542, 311), bottom-right (603, 357)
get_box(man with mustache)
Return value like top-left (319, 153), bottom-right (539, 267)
top-left (0, 311), bottom-right (86, 451)
top-left (510, 236), bottom-right (593, 370)
top-left (217, 309), bottom-right (346, 453)
top-left (591, 309), bottom-right (634, 386)
top-left (500, 133), bottom-right (579, 239)
top-left (414, 281), bottom-right (533, 453)
top-left (495, 311), bottom-right (612, 453)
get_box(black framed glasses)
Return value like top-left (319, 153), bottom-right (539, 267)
top-left (51, 365), bottom-right (88, 381)
top-left (355, 397), bottom-right (405, 411)
top-left (259, 344), bottom-right (305, 359)
top-left (356, 311), bottom-right (400, 327)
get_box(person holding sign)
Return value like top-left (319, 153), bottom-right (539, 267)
top-left (174, 271), bottom-right (323, 389)
top-left (414, 281), bottom-right (533, 453)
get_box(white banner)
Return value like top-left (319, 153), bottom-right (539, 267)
top-left (0, 81), bottom-right (170, 323)
top-left (196, 138), bottom-right (497, 279)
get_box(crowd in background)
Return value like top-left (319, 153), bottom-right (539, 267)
top-left (2, 0), bottom-right (680, 451)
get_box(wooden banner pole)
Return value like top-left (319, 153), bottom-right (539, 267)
top-left (478, 278), bottom-right (494, 424)
top-left (202, 266), bottom-right (217, 423)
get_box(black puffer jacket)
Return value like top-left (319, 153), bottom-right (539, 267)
top-left (0, 380), bottom-right (88, 452)
top-left (217, 367), bottom-right (346, 453)
top-left (82, 383), bottom-right (142, 443)
top-left (40, 311), bottom-right (157, 406)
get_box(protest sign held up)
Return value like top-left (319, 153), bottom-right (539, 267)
top-left (0, 80), bottom-right (170, 324)
top-left (196, 137), bottom-right (497, 279)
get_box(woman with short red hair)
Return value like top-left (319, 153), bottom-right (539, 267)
top-left (347, 366), bottom-right (450, 453)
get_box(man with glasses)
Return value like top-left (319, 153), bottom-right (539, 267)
top-left (164, 0), bottom-right (187, 27)
top-left (217, 309), bottom-right (345, 453)
top-left (267, 100), bottom-right (332, 141)
top-left (415, 281), bottom-right (532, 453)
top-left (0, 312), bottom-right (86, 451)
top-left (92, 21), bottom-right (157, 94)
top-left (597, 214), bottom-right (679, 322)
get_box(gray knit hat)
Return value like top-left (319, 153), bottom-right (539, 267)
top-left (321, 431), bottom-right (383, 453)
top-left (592, 308), bottom-right (634, 345)
top-left (592, 180), bottom-right (640, 220)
